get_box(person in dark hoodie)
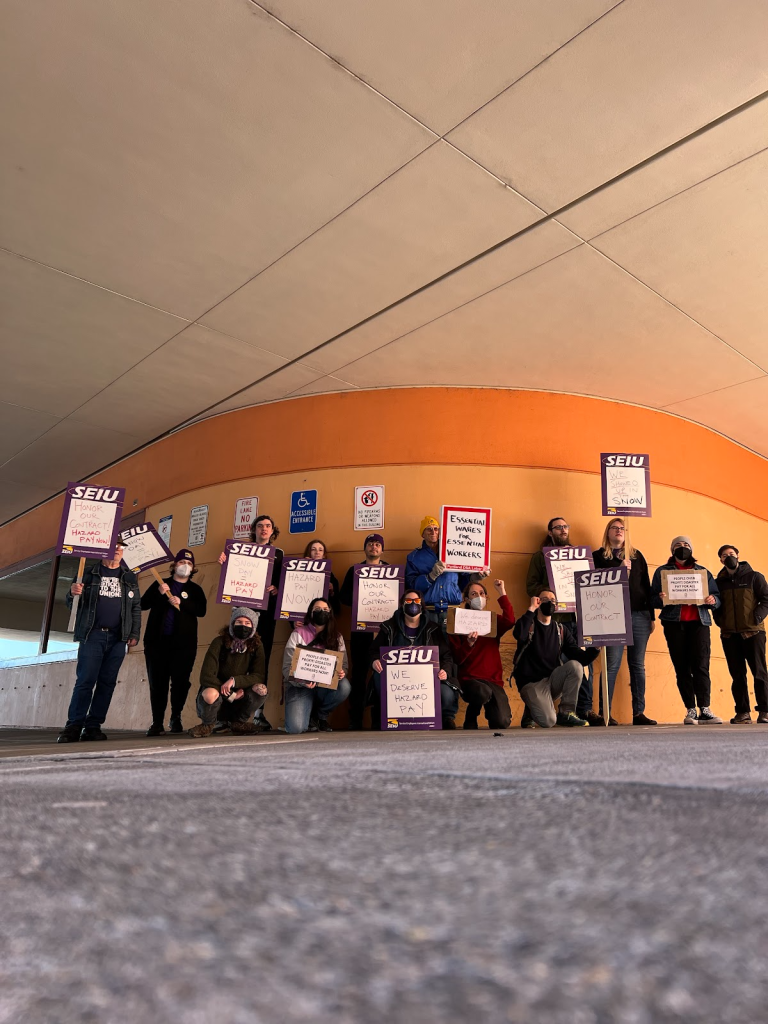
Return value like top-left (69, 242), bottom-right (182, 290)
top-left (340, 533), bottom-right (388, 730)
top-left (370, 589), bottom-right (458, 729)
top-left (592, 518), bottom-right (657, 726)
top-left (651, 536), bottom-right (722, 725)
top-left (713, 544), bottom-right (768, 724)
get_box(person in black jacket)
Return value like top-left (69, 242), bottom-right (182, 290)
top-left (592, 518), bottom-right (657, 726)
top-left (339, 533), bottom-right (388, 729)
top-left (141, 548), bottom-right (207, 736)
top-left (369, 589), bottom-right (458, 729)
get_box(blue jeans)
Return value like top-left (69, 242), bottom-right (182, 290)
top-left (371, 672), bottom-right (459, 722)
top-left (66, 630), bottom-right (127, 729)
top-left (284, 679), bottom-right (352, 734)
top-left (601, 610), bottom-right (653, 717)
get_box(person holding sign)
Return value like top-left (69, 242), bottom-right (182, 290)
top-left (189, 608), bottom-right (267, 737)
top-left (592, 519), bottom-right (657, 726)
top-left (651, 537), bottom-right (722, 725)
top-left (512, 589), bottom-right (598, 728)
top-left (449, 579), bottom-right (515, 730)
top-left (283, 598), bottom-right (350, 734)
top-left (406, 516), bottom-right (489, 631)
top-left (57, 540), bottom-right (141, 742)
top-left (369, 590), bottom-right (458, 729)
top-left (340, 533), bottom-right (389, 730)
top-left (713, 545), bottom-right (768, 724)
top-left (140, 549), bottom-right (208, 736)
top-left (302, 539), bottom-right (340, 616)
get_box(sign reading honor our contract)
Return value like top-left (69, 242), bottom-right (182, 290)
top-left (217, 540), bottom-right (276, 610)
top-left (352, 564), bottom-right (404, 632)
top-left (380, 646), bottom-right (441, 731)
top-left (544, 546), bottom-right (595, 613)
top-left (439, 506), bottom-right (492, 573)
top-left (276, 557), bottom-right (330, 622)
top-left (660, 569), bottom-right (708, 605)
top-left (290, 646), bottom-right (343, 690)
top-left (56, 483), bottom-right (125, 558)
top-left (119, 523), bottom-right (174, 575)
top-left (575, 568), bottom-right (633, 648)
top-left (601, 453), bottom-right (652, 518)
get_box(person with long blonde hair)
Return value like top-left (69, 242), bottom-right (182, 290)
top-left (592, 517), bottom-right (657, 725)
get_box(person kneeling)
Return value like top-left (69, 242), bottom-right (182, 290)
top-left (190, 608), bottom-right (267, 737)
top-left (512, 591), bottom-right (598, 727)
top-left (283, 598), bottom-right (351, 734)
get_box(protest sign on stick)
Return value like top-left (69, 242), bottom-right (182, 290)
top-left (660, 569), bottom-right (708, 605)
top-left (575, 567), bottom-right (633, 725)
top-left (352, 564), bottom-right (404, 631)
top-left (217, 540), bottom-right (276, 609)
top-left (439, 506), bottom-right (492, 572)
top-left (119, 522), bottom-right (175, 601)
top-left (276, 557), bottom-right (330, 622)
top-left (380, 645), bottom-right (441, 731)
top-left (290, 646), bottom-right (343, 689)
top-left (601, 454), bottom-right (652, 517)
top-left (544, 546), bottom-right (595, 613)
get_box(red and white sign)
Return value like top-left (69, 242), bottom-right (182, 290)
top-left (354, 485), bottom-right (385, 531)
top-left (233, 496), bottom-right (259, 541)
top-left (439, 505), bottom-right (492, 573)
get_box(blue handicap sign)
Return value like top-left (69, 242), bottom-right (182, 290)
top-left (289, 490), bottom-right (317, 534)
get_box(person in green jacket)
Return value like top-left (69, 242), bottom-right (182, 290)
top-left (189, 607), bottom-right (267, 737)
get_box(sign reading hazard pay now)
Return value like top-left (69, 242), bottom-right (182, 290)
top-left (354, 485), bottom-right (384, 531)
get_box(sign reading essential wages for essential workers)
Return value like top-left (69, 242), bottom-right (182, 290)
top-left (56, 482), bottom-right (125, 558)
top-left (439, 505), bottom-right (492, 573)
top-left (601, 453), bottom-right (651, 518)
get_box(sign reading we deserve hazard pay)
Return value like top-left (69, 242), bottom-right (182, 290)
top-left (354, 485), bottom-right (384, 530)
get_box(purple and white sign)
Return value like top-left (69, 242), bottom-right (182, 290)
top-left (544, 546), bottom-right (595, 613)
top-left (56, 482), bottom-right (125, 558)
top-left (119, 522), bottom-right (174, 574)
top-left (601, 453), bottom-right (652, 518)
top-left (275, 557), bottom-right (330, 622)
top-left (217, 540), bottom-right (276, 610)
top-left (352, 564), bottom-right (405, 631)
top-left (575, 567), bottom-right (633, 647)
top-left (380, 645), bottom-right (441, 731)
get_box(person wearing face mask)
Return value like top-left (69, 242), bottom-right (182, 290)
top-left (189, 607), bottom-right (267, 737)
top-left (369, 590), bottom-right (459, 729)
top-left (283, 598), bottom-right (350, 734)
top-left (449, 579), bottom-right (515, 729)
top-left (140, 548), bottom-right (208, 736)
top-left (512, 590), bottom-right (598, 727)
top-left (302, 538), bottom-right (340, 616)
top-left (713, 545), bottom-right (768, 724)
top-left (340, 533), bottom-right (389, 730)
top-left (651, 536), bottom-right (722, 724)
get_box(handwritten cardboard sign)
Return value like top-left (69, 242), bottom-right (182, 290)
top-left (544, 546), bottom-right (596, 613)
top-left (56, 482), bottom-right (125, 558)
top-left (575, 568), bottom-right (633, 647)
top-left (217, 540), bottom-right (276, 609)
top-left (661, 569), bottom-right (708, 605)
top-left (447, 607), bottom-right (497, 637)
top-left (119, 523), bottom-right (174, 573)
top-left (601, 453), bottom-right (651, 518)
top-left (290, 645), bottom-right (343, 690)
top-left (380, 645), bottom-right (441, 731)
top-left (439, 506), bottom-right (492, 572)
top-left (352, 564), bottom-right (404, 631)
top-left (276, 557), bottom-right (330, 622)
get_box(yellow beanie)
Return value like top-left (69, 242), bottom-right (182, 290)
top-left (420, 515), bottom-right (439, 534)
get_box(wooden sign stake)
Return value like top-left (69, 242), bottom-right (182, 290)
top-left (67, 557), bottom-right (87, 632)
top-left (149, 565), bottom-right (174, 602)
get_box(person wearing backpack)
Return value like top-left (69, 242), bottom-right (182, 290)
top-left (512, 589), bottom-right (598, 727)
top-left (189, 607), bottom-right (267, 737)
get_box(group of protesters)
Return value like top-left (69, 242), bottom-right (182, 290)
top-left (56, 510), bottom-right (768, 743)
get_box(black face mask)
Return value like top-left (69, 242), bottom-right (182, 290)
top-left (403, 602), bottom-right (421, 617)
top-left (232, 624), bottom-right (252, 640)
top-left (674, 547), bottom-right (691, 563)
top-left (539, 600), bottom-right (555, 617)
top-left (311, 609), bottom-right (330, 626)
top-left (725, 555), bottom-right (739, 570)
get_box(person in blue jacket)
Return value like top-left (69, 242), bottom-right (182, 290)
top-left (406, 515), bottom-right (489, 629)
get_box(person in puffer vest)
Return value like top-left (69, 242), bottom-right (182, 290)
top-left (713, 545), bottom-right (768, 724)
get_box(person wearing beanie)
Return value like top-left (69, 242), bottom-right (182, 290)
top-left (340, 533), bottom-right (389, 729)
top-left (713, 544), bottom-right (768, 724)
top-left (405, 516), bottom-right (489, 632)
top-left (140, 548), bottom-right (207, 736)
top-left (190, 607), bottom-right (267, 737)
top-left (651, 537), bottom-right (722, 724)
top-left (283, 597), bottom-right (350, 733)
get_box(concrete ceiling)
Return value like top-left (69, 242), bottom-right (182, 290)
top-left (2, 0), bottom-right (768, 526)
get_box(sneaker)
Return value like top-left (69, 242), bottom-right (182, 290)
top-left (57, 725), bottom-right (81, 744)
top-left (168, 717), bottom-right (184, 734)
top-left (757, 711), bottom-right (768, 724)
top-left (230, 720), bottom-right (260, 735)
top-left (442, 718), bottom-right (457, 730)
top-left (587, 712), bottom-right (605, 727)
top-left (253, 712), bottom-right (273, 733)
top-left (188, 723), bottom-right (214, 738)
top-left (698, 707), bottom-right (723, 724)
top-left (317, 719), bottom-right (333, 732)
top-left (683, 708), bottom-right (698, 725)
top-left (80, 728), bottom-right (108, 741)
top-left (145, 723), bottom-right (165, 737)
top-left (633, 714), bottom-right (657, 726)
top-left (556, 711), bottom-right (589, 727)
top-left (730, 712), bottom-right (752, 724)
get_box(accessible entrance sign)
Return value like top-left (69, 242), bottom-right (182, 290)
top-left (289, 490), bottom-right (317, 534)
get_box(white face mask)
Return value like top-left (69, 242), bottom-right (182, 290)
top-left (469, 595), bottom-right (486, 611)
top-left (174, 564), bottom-right (192, 578)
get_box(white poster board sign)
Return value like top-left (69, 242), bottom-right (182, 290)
top-left (222, 552), bottom-right (270, 604)
top-left (439, 505), bottom-right (492, 572)
top-left (385, 663), bottom-right (436, 720)
top-left (354, 485), bottom-right (385, 531)
top-left (544, 546), bottom-right (595, 613)
top-left (233, 496), bottom-right (259, 541)
top-left (188, 504), bottom-right (209, 547)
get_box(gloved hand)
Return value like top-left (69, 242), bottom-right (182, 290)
top-left (476, 568), bottom-right (491, 579)
top-left (428, 560), bottom-right (446, 581)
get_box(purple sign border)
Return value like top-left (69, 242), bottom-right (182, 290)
top-left (575, 567), bottom-right (634, 647)
top-left (275, 557), bottom-right (331, 622)
top-left (600, 453), bottom-right (652, 518)
top-left (217, 539), bottom-right (277, 610)
top-left (380, 645), bottom-right (441, 731)
top-left (543, 546), bottom-right (595, 614)
top-left (119, 522), bottom-right (174, 573)
top-left (55, 482), bottom-right (125, 559)
top-left (352, 564), bottom-right (405, 632)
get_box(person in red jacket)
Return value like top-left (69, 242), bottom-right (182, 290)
top-left (450, 578), bottom-right (515, 729)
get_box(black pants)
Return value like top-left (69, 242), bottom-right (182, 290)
top-left (196, 686), bottom-right (265, 725)
top-left (721, 632), bottom-right (768, 713)
top-left (258, 602), bottom-right (277, 677)
top-left (349, 631), bottom-right (375, 728)
top-left (663, 622), bottom-right (712, 709)
top-left (145, 642), bottom-right (196, 725)
top-left (461, 678), bottom-right (512, 729)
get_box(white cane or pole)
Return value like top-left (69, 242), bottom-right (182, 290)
top-left (67, 557), bottom-right (86, 632)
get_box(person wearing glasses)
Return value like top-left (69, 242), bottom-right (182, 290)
top-left (369, 589), bottom-right (459, 729)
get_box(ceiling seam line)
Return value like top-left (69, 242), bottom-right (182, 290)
top-left (660, 376), bottom-right (768, 410)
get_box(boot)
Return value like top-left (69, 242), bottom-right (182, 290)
top-left (188, 723), bottom-right (214, 737)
